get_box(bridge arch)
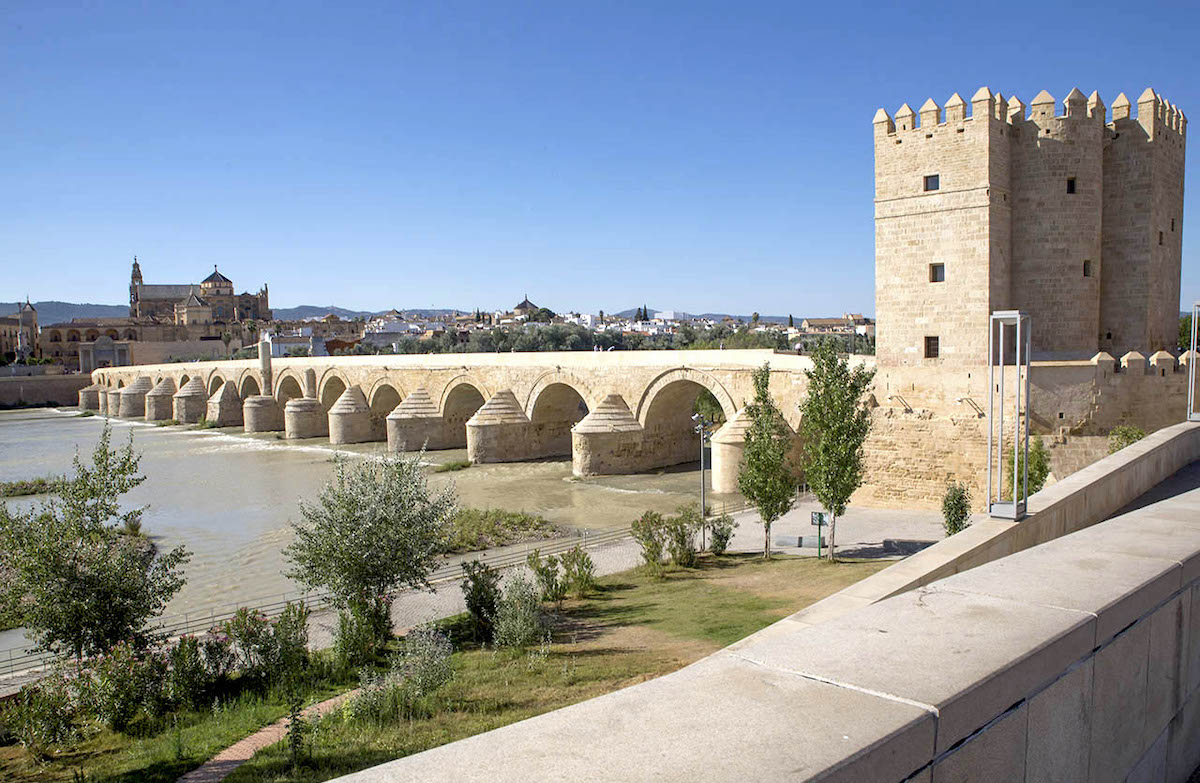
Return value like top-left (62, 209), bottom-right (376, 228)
top-left (237, 370), bottom-right (262, 399)
top-left (367, 380), bottom-right (404, 440)
top-left (635, 368), bottom-right (738, 471)
top-left (438, 375), bottom-right (489, 449)
top-left (527, 379), bottom-right (591, 458)
top-left (635, 368), bottom-right (737, 427)
top-left (207, 372), bottom-right (226, 396)
top-left (274, 370), bottom-right (304, 405)
top-left (318, 370), bottom-right (350, 412)
top-left (523, 370), bottom-right (598, 417)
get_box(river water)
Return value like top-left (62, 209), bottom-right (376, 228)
top-left (0, 408), bottom-right (734, 650)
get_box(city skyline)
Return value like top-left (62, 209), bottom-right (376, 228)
top-left (3, 1), bottom-right (1198, 315)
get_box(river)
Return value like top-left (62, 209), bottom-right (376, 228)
top-left (0, 408), bottom-right (734, 650)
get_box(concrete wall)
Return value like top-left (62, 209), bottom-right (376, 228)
top-left (336, 423), bottom-right (1200, 783)
top-left (0, 375), bottom-right (90, 407)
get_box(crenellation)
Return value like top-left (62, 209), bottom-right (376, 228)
top-left (945, 92), bottom-right (966, 123)
top-left (919, 97), bottom-right (941, 128)
top-left (875, 85), bottom-right (1185, 366)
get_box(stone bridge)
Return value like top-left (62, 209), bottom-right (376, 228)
top-left (80, 349), bottom-right (829, 492)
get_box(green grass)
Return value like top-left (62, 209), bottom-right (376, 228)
top-left (0, 477), bottom-right (60, 497)
top-left (433, 459), bottom-right (471, 473)
top-left (191, 419), bottom-right (220, 430)
top-left (0, 654), bottom-right (364, 783)
top-left (225, 555), bottom-right (888, 783)
top-left (76, 410), bottom-right (96, 418)
top-left (443, 508), bottom-right (562, 553)
top-left (154, 419), bottom-right (180, 427)
top-left (0, 556), bottom-right (888, 783)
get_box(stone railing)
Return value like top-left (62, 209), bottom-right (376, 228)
top-left (336, 421), bottom-right (1200, 783)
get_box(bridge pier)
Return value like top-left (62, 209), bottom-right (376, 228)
top-left (173, 377), bottom-right (208, 423)
top-left (206, 382), bottom-right (243, 427)
top-left (95, 386), bottom-right (108, 414)
top-left (78, 384), bottom-right (101, 411)
top-left (386, 388), bottom-right (443, 452)
top-left (105, 388), bottom-right (122, 416)
top-left (710, 410), bottom-right (751, 494)
top-left (118, 377), bottom-right (153, 418)
top-left (328, 386), bottom-right (372, 445)
top-left (466, 390), bottom-right (534, 463)
top-left (571, 394), bottom-right (645, 475)
top-left (144, 378), bottom-right (177, 421)
top-left (243, 396), bottom-right (284, 432)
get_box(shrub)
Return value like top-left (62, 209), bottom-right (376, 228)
top-left (631, 510), bottom-right (667, 572)
top-left (334, 598), bottom-right (392, 668)
top-left (560, 545), bottom-right (596, 598)
top-left (665, 504), bottom-right (701, 567)
top-left (941, 482), bottom-right (972, 536)
top-left (708, 513), bottom-right (738, 555)
top-left (7, 668), bottom-right (80, 754)
top-left (342, 667), bottom-right (406, 725)
top-left (79, 641), bottom-right (167, 732)
top-left (1002, 436), bottom-right (1051, 501)
top-left (221, 608), bottom-right (276, 683)
top-left (398, 625), bottom-right (454, 698)
top-left (166, 636), bottom-right (215, 711)
top-left (1108, 425), bottom-right (1147, 454)
top-left (493, 575), bottom-right (544, 650)
top-left (461, 560), bottom-right (501, 642)
top-left (199, 631), bottom-right (235, 682)
top-left (526, 549), bottom-right (565, 604)
top-left (273, 602), bottom-right (311, 682)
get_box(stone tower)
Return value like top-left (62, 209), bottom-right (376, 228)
top-left (129, 256), bottom-right (143, 316)
top-left (873, 87), bottom-right (1186, 367)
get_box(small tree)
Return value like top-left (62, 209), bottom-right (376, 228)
top-left (461, 560), bottom-right (501, 642)
top-left (942, 482), bottom-right (972, 536)
top-left (1002, 436), bottom-right (1051, 501)
top-left (799, 342), bottom-right (875, 562)
top-left (221, 330), bottom-right (233, 357)
top-left (1108, 425), bottom-right (1146, 454)
top-left (0, 424), bottom-right (190, 658)
top-left (631, 510), bottom-right (667, 572)
top-left (284, 452), bottom-right (455, 647)
top-left (737, 363), bottom-right (798, 559)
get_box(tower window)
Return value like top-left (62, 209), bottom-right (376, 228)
top-left (1066, 177), bottom-right (1076, 194)
top-left (924, 336), bottom-right (940, 359)
top-left (1172, 219), bottom-right (1176, 231)
top-left (1160, 232), bottom-right (1164, 245)
top-left (929, 263), bottom-right (945, 283)
top-left (1083, 260), bottom-right (1092, 278)
top-left (923, 174), bottom-right (940, 192)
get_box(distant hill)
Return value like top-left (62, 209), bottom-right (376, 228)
top-left (612, 307), bottom-right (790, 324)
top-left (1, 301), bottom-right (128, 325)
top-left (272, 305), bottom-right (463, 321)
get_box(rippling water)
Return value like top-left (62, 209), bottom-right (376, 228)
top-left (0, 408), bottom-right (734, 647)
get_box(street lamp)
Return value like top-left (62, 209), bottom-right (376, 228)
top-left (692, 412), bottom-right (713, 550)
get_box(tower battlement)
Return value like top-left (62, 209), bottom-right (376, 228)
top-left (874, 86), bottom-right (1186, 139)
top-left (873, 85), bottom-right (1186, 369)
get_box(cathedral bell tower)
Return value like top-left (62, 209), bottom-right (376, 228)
top-left (130, 256), bottom-right (143, 317)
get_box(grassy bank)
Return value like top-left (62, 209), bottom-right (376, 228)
top-left (228, 554), bottom-right (888, 782)
top-left (444, 508), bottom-right (562, 553)
top-left (0, 555), bottom-right (887, 783)
top-left (0, 477), bottom-right (60, 497)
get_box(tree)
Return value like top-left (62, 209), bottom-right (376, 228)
top-left (751, 312), bottom-right (760, 325)
top-left (788, 314), bottom-right (794, 328)
top-left (0, 424), bottom-right (190, 658)
top-left (737, 363), bottom-right (797, 559)
top-left (1181, 314), bottom-right (1193, 352)
top-left (221, 330), bottom-right (234, 357)
top-left (1108, 425), bottom-right (1146, 454)
top-left (799, 341), bottom-right (876, 562)
top-left (942, 482), bottom-right (972, 536)
top-left (1002, 436), bottom-right (1051, 501)
top-left (284, 452), bottom-right (455, 642)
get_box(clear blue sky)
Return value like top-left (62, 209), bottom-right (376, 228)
top-left (3, 1), bottom-right (1198, 317)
